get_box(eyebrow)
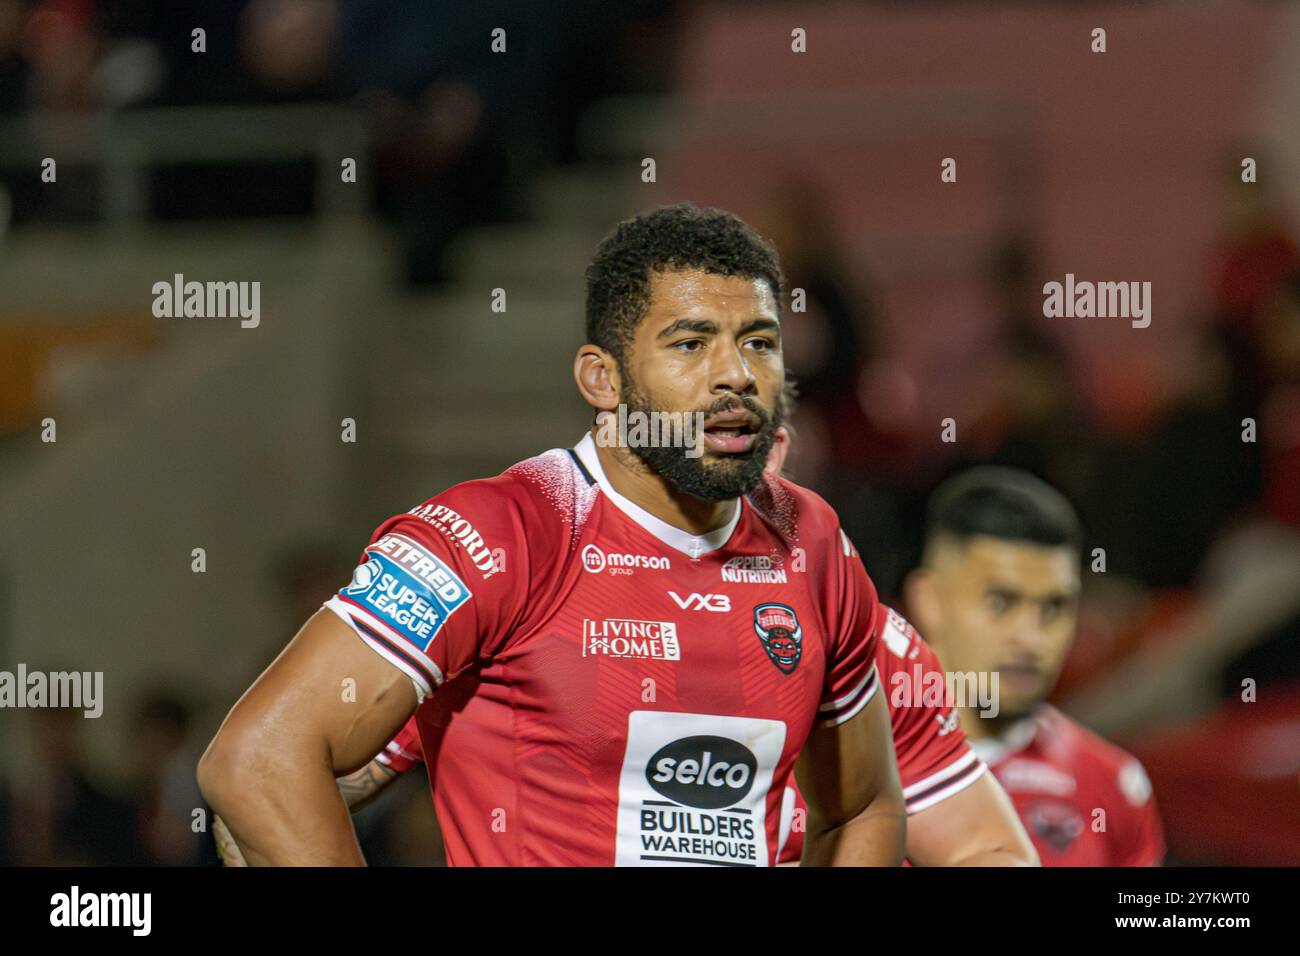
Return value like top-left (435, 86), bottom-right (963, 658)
top-left (985, 585), bottom-right (1079, 603)
top-left (656, 317), bottom-right (781, 340)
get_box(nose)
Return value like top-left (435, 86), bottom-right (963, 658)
top-left (710, 339), bottom-right (756, 396)
top-left (1006, 606), bottom-right (1047, 656)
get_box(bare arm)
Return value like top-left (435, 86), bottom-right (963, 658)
top-left (197, 609), bottom-right (418, 865)
top-left (905, 771), bottom-right (1038, 866)
top-left (794, 690), bottom-right (906, 866)
top-left (337, 760), bottom-right (402, 812)
top-left (212, 759), bottom-right (403, 866)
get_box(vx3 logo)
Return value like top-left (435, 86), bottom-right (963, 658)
top-left (668, 591), bottom-right (731, 612)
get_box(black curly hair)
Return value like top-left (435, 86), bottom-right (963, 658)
top-left (584, 202), bottom-right (785, 363)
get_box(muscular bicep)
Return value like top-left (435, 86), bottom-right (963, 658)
top-left (213, 608), bottom-right (418, 777)
top-left (905, 770), bottom-right (1037, 866)
top-left (795, 689), bottom-right (900, 829)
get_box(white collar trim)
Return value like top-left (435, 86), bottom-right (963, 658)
top-left (573, 432), bottom-right (741, 559)
top-left (968, 713), bottom-right (1039, 766)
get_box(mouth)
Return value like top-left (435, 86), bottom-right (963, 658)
top-left (996, 663), bottom-right (1042, 690)
top-left (702, 412), bottom-right (763, 454)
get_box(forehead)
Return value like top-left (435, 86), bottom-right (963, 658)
top-left (641, 269), bottom-right (778, 325)
top-left (946, 536), bottom-right (1079, 591)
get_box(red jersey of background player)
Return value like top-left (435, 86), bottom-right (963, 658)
top-left (379, 604), bottom-right (989, 865)
top-left (324, 433), bottom-right (882, 866)
top-left (967, 706), bottom-right (1164, 865)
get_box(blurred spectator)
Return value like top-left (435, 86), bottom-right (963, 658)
top-left (1075, 325), bottom-right (1261, 589)
top-left (1257, 269), bottom-right (1300, 527)
top-left (9, 703), bottom-right (145, 864)
top-left (1209, 145), bottom-right (1300, 410)
top-left (131, 689), bottom-right (217, 865)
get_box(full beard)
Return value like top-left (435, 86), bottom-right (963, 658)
top-left (619, 379), bottom-right (781, 501)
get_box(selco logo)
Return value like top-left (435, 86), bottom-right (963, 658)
top-left (581, 544), bottom-right (671, 575)
top-left (646, 735), bottom-right (757, 810)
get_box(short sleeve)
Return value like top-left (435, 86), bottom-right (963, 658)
top-left (817, 529), bottom-right (881, 728)
top-left (374, 716), bottom-right (424, 774)
top-left (324, 480), bottom-right (530, 700)
top-left (880, 608), bottom-right (987, 814)
top-left (1110, 758), bottom-right (1166, 866)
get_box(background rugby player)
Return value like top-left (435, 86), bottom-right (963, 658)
top-left (903, 467), bottom-right (1165, 865)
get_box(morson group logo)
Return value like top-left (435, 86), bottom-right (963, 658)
top-left (582, 544), bottom-right (671, 576)
top-left (753, 603), bottom-right (802, 675)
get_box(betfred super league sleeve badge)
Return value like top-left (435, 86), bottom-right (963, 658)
top-left (753, 603), bottom-right (802, 674)
top-left (339, 533), bottom-right (471, 652)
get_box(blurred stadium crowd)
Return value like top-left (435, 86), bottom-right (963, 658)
top-left (2, 1), bottom-right (1299, 865)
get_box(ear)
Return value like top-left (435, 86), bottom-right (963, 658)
top-left (765, 426), bottom-right (790, 476)
top-left (904, 567), bottom-right (941, 642)
top-left (574, 344), bottom-right (621, 413)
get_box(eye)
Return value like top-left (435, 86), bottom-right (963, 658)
top-left (1041, 597), bottom-right (1069, 624)
top-left (672, 339), bottom-right (705, 353)
top-left (745, 337), bottom-right (776, 352)
top-left (987, 592), bottom-right (1013, 615)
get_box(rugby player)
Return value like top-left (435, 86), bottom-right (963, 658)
top-left (214, 425), bottom-right (1037, 867)
top-left (198, 203), bottom-right (906, 866)
top-left (902, 467), bottom-right (1165, 865)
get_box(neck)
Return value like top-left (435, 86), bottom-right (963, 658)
top-left (590, 430), bottom-right (738, 536)
top-left (956, 705), bottom-right (1035, 742)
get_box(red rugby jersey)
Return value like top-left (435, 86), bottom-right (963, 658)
top-left (776, 608), bottom-right (986, 862)
top-left (969, 706), bottom-right (1164, 866)
top-left (324, 433), bottom-right (882, 866)
top-left (377, 604), bottom-right (987, 865)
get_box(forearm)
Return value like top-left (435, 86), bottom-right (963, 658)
top-left (337, 761), bottom-right (400, 812)
top-left (200, 753), bottom-right (365, 866)
top-left (212, 761), bottom-right (399, 866)
top-left (945, 846), bottom-right (1038, 866)
top-left (802, 799), bottom-right (905, 866)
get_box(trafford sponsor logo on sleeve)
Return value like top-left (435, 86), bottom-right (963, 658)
top-left (408, 503), bottom-right (502, 579)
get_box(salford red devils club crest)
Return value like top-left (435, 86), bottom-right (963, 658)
top-left (753, 602), bottom-right (802, 674)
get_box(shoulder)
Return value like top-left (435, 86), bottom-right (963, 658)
top-left (369, 446), bottom-right (591, 585)
top-left (746, 472), bottom-right (849, 556)
top-left (875, 606), bottom-right (927, 667)
top-left (1041, 707), bottom-right (1156, 809)
top-left (406, 446), bottom-right (592, 540)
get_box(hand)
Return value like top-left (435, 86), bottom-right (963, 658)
top-left (213, 814), bottom-right (248, 867)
